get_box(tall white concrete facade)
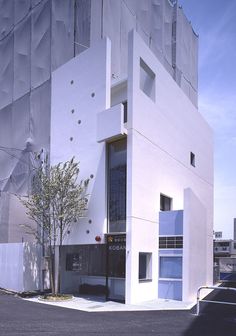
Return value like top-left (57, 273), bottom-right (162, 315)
top-left (50, 31), bottom-right (213, 303)
top-left (0, 0), bottom-right (213, 303)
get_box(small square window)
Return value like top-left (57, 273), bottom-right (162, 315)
top-left (140, 58), bottom-right (155, 101)
top-left (190, 152), bottom-right (195, 167)
top-left (160, 194), bottom-right (172, 211)
top-left (139, 252), bottom-right (152, 281)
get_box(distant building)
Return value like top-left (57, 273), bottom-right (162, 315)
top-left (214, 219), bottom-right (236, 283)
top-left (0, 0), bottom-right (213, 304)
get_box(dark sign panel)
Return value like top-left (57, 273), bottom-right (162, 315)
top-left (65, 245), bottom-right (106, 276)
top-left (106, 234), bottom-right (126, 278)
top-left (106, 234), bottom-right (126, 245)
top-left (66, 253), bottom-right (85, 272)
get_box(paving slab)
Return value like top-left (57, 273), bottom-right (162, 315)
top-left (24, 295), bottom-right (194, 312)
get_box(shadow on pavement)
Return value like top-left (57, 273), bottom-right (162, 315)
top-left (183, 283), bottom-right (236, 336)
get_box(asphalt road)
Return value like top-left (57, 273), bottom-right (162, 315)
top-left (0, 289), bottom-right (236, 336)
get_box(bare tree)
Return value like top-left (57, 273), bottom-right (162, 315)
top-left (20, 157), bottom-right (89, 295)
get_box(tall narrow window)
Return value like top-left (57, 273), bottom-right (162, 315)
top-left (140, 58), bottom-right (155, 101)
top-left (190, 152), bottom-right (195, 167)
top-left (139, 253), bottom-right (152, 281)
top-left (108, 138), bottom-right (127, 233)
top-left (122, 101), bottom-right (128, 123)
top-left (160, 194), bottom-right (172, 211)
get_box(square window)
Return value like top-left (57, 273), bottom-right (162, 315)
top-left (139, 252), bottom-right (152, 281)
top-left (190, 152), bottom-right (195, 167)
top-left (160, 194), bottom-right (172, 211)
top-left (140, 58), bottom-right (155, 101)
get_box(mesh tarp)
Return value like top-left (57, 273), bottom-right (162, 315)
top-left (0, 0), bottom-right (14, 38)
top-left (52, 0), bottom-right (75, 70)
top-left (14, 16), bottom-right (31, 101)
top-left (0, 0), bottom-right (198, 243)
top-left (99, 0), bottom-right (197, 103)
top-left (31, 0), bottom-right (51, 89)
top-left (14, 0), bottom-right (31, 25)
top-left (175, 6), bottom-right (198, 106)
top-left (30, 80), bottom-right (51, 152)
top-left (75, 0), bottom-right (91, 55)
top-left (0, 34), bottom-right (13, 109)
top-left (0, 0), bottom-right (92, 242)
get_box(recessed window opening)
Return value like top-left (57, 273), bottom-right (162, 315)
top-left (107, 138), bottom-right (127, 233)
top-left (190, 152), bottom-right (195, 167)
top-left (122, 101), bottom-right (127, 123)
top-left (139, 252), bottom-right (152, 281)
top-left (139, 58), bottom-right (155, 101)
top-left (160, 194), bottom-right (172, 211)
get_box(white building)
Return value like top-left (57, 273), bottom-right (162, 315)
top-left (0, 0), bottom-right (213, 304)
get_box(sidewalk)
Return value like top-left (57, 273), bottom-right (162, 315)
top-left (24, 295), bottom-right (194, 312)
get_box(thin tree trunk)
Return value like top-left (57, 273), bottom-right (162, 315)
top-left (57, 246), bottom-right (61, 295)
top-left (57, 218), bottom-right (63, 294)
top-left (48, 245), bottom-right (55, 295)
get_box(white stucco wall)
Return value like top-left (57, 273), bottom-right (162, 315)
top-left (50, 31), bottom-right (213, 304)
top-left (0, 243), bottom-right (23, 291)
top-left (0, 242), bottom-right (41, 292)
top-left (126, 30), bottom-right (213, 304)
top-left (183, 188), bottom-right (210, 302)
top-left (51, 38), bottom-right (111, 245)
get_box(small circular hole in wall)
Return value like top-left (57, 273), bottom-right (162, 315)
top-left (91, 92), bottom-right (95, 98)
top-left (88, 219), bottom-right (92, 224)
top-left (70, 137), bottom-right (73, 141)
top-left (90, 174), bottom-right (94, 179)
top-left (78, 120), bottom-right (81, 124)
top-left (86, 230), bottom-right (90, 234)
top-left (71, 109), bottom-right (75, 114)
top-left (67, 230), bottom-right (70, 235)
top-left (70, 80), bottom-right (74, 85)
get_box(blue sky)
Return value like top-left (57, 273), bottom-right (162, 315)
top-left (179, 0), bottom-right (236, 238)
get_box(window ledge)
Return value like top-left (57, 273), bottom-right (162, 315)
top-left (139, 278), bottom-right (152, 283)
top-left (159, 278), bottom-right (182, 281)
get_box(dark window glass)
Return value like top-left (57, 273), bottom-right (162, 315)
top-left (160, 194), bottom-right (172, 211)
top-left (65, 245), bottom-right (106, 276)
top-left (108, 246), bottom-right (126, 278)
top-left (106, 234), bottom-right (126, 278)
top-left (88, 245), bottom-right (106, 276)
top-left (159, 237), bottom-right (166, 248)
top-left (122, 101), bottom-right (127, 123)
top-left (218, 242), bottom-right (229, 247)
top-left (139, 254), bottom-right (147, 279)
top-left (139, 253), bottom-right (152, 280)
top-left (190, 152), bottom-right (195, 167)
top-left (159, 236), bottom-right (183, 249)
top-left (108, 138), bottom-right (127, 233)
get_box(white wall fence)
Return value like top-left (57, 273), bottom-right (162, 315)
top-left (0, 242), bottom-right (41, 292)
